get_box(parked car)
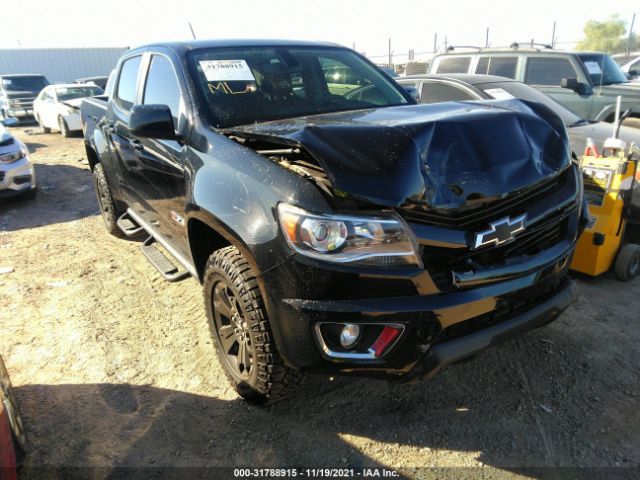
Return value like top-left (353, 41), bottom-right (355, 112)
top-left (34, 84), bottom-right (103, 137)
top-left (0, 356), bottom-right (26, 478)
top-left (0, 74), bottom-right (49, 123)
top-left (74, 76), bottom-right (109, 90)
top-left (82, 39), bottom-right (584, 405)
top-left (397, 73), bottom-right (640, 219)
top-left (621, 57), bottom-right (640, 81)
top-left (430, 47), bottom-right (640, 123)
top-left (0, 118), bottom-right (36, 200)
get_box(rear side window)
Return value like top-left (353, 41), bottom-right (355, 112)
top-left (420, 82), bottom-right (477, 103)
top-left (525, 57), bottom-right (577, 85)
top-left (143, 55), bottom-right (182, 124)
top-left (435, 57), bottom-right (471, 74)
top-left (116, 56), bottom-right (142, 110)
top-left (476, 57), bottom-right (518, 79)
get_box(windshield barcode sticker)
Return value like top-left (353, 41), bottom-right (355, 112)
top-left (199, 60), bottom-right (256, 82)
top-left (584, 61), bottom-right (603, 75)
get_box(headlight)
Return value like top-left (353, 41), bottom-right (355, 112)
top-left (277, 203), bottom-right (422, 267)
top-left (0, 147), bottom-right (27, 164)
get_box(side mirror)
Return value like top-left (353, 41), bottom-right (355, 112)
top-left (128, 104), bottom-right (179, 140)
top-left (561, 77), bottom-right (589, 94)
top-left (0, 117), bottom-right (18, 127)
top-left (629, 69), bottom-right (639, 78)
top-left (402, 85), bottom-right (420, 103)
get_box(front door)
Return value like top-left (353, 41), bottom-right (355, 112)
top-left (130, 53), bottom-right (189, 255)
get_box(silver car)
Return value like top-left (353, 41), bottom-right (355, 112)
top-left (0, 118), bottom-right (36, 200)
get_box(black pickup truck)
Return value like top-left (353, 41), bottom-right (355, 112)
top-left (82, 39), bottom-right (586, 405)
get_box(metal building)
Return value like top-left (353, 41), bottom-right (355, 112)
top-left (0, 47), bottom-right (128, 83)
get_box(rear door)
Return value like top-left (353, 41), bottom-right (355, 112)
top-left (104, 54), bottom-right (146, 209)
top-left (523, 56), bottom-right (592, 119)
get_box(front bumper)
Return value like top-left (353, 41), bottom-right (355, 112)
top-left (261, 243), bottom-right (577, 380)
top-left (6, 108), bottom-right (33, 119)
top-left (62, 113), bottom-right (82, 132)
top-left (0, 157), bottom-right (36, 199)
top-left (406, 278), bottom-right (577, 381)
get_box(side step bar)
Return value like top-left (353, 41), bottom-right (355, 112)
top-left (122, 208), bottom-right (197, 283)
top-left (141, 237), bottom-right (191, 282)
top-left (116, 212), bottom-right (145, 237)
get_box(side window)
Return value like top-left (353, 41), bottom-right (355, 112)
top-left (143, 55), bottom-right (182, 124)
top-left (420, 82), bottom-right (477, 104)
top-left (476, 57), bottom-right (518, 79)
top-left (320, 57), bottom-right (371, 97)
top-left (435, 56), bottom-right (471, 74)
top-left (116, 55), bottom-right (142, 110)
top-left (525, 57), bottom-right (577, 86)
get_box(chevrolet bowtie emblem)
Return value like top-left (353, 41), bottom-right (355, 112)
top-left (472, 214), bottom-right (527, 250)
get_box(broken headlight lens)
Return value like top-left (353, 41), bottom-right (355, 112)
top-left (277, 203), bottom-right (422, 267)
top-left (0, 147), bottom-right (27, 164)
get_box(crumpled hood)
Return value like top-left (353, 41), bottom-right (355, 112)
top-left (61, 98), bottom-right (84, 109)
top-left (230, 100), bottom-right (571, 210)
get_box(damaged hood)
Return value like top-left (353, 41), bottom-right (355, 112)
top-left (61, 98), bottom-right (84, 109)
top-left (229, 100), bottom-right (571, 210)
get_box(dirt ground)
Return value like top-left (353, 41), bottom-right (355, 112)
top-left (0, 126), bottom-right (639, 479)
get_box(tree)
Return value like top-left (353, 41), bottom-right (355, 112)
top-left (576, 15), bottom-right (628, 54)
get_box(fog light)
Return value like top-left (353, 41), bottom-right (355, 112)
top-left (339, 324), bottom-right (361, 348)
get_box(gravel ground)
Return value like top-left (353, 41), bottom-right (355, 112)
top-left (0, 126), bottom-right (639, 479)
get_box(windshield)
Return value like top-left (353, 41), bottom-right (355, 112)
top-left (478, 81), bottom-right (584, 126)
top-left (56, 86), bottom-right (103, 102)
top-left (1, 76), bottom-right (48, 93)
top-left (577, 53), bottom-right (628, 85)
top-left (188, 46), bottom-right (409, 128)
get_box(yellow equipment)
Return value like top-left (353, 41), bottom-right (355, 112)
top-left (571, 149), bottom-right (640, 280)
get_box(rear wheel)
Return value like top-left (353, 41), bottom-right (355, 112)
top-left (614, 243), bottom-right (640, 281)
top-left (58, 116), bottom-right (70, 137)
top-left (204, 246), bottom-right (304, 405)
top-left (93, 163), bottom-right (124, 238)
top-left (0, 357), bottom-right (26, 465)
top-left (36, 114), bottom-right (50, 133)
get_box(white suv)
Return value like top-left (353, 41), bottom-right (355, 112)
top-left (0, 119), bottom-right (36, 200)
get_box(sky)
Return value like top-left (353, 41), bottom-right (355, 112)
top-left (3, 0), bottom-right (638, 62)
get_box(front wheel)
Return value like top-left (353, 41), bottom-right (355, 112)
top-left (614, 243), bottom-right (640, 281)
top-left (204, 246), bottom-right (304, 405)
top-left (58, 116), bottom-right (70, 137)
top-left (36, 114), bottom-right (50, 133)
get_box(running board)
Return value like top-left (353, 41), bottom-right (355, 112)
top-left (116, 212), bottom-right (145, 237)
top-left (141, 237), bottom-right (191, 282)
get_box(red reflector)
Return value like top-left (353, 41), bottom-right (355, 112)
top-left (369, 326), bottom-right (402, 357)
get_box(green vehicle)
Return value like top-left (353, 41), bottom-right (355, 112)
top-left (430, 46), bottom-right (640, 123)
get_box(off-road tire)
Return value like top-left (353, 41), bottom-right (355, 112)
top-left (36, 114), bottom-right (50, 133)
top-left (614, 243), bottom-right (640, 281)
top-left (93, 163), bottom-right (124, 238)
top-left (58, 116), bottom-right (70, 137)
top-left (204, 246), bottom-right (304, 405)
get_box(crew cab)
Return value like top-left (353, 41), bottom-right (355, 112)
top-left (82, 40), bottom-right (586, 405)
top-left (430, 47), bottom-right (640, 123)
